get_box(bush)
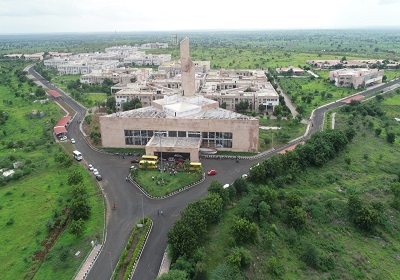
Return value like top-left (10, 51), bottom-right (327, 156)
top-left (226, 247), bottom-right (252, 270)
top-left (267, 256), bottom-right (285, 276)
top-left (302, 241), bottom-right (320, 269)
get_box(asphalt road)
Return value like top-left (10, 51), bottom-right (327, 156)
top-left (26, 66), bottom-right (400, 280)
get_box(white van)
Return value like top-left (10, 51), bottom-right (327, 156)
top-left (72, 150), bottom-right (83, 161)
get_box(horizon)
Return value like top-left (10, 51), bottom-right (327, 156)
top-left (1, 0), bottom-right (400, 34)
top-left (1, 26), bottom-right (400, 36)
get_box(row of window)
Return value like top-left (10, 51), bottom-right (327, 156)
top-left (124, 130), bottom-right (233, 148)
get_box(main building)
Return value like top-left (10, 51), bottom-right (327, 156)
top-left (99, 38), bottom-right (259, 161)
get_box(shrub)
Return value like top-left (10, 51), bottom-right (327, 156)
top-left (226, 247), bottom-right (252, 270)
top-left (267, 256), bottom-right (285, 276)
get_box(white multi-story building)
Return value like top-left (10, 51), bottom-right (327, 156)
top-left (329, 68), bottom-right (384, 89)
top-left (123, 53), bottom-right (171, 66)
top-left (57, 60), bottom-right (120, 75)
top-left (80, 68), bottom-right (153, 85)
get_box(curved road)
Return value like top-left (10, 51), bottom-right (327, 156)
top-left (27, 66), bottom-right (400, 280)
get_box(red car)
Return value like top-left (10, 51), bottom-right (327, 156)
top-left (207, 169), bottom-right (217, 176)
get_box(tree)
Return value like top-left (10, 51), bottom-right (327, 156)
top-left (353, 205), bottom-right (379, 231)
top-left (220, 102), bottom-right (227, 109)
top-left (68, 170), bottom-right (83, 186)
top-left (156, 269), bottom-right (188, 280)
top-left (230, 218), bottom-right (259, 244)
top-left (286, 206), bottom-right (307, 229)
top-left (232, 178), bottom-right (248, 195)
top-left (285, 193), bottom-right (302, 208)
top-left (69, 218), bottom-right (86, 237)
top-left (258, 104), bottom-right (266, 112)
top-left (55, 152), bottom-right (73, 167)
top-left (106, 97), bottom-right (116, 111)
top-left (375, 127), bottom-right (382, 136)
top-left (71, 184), bottom-right (88, 198)
top-left (69, 196), bottom-right (91, 220)
top-left (386, 132), bottom-right (396, 144)
top-left (226, 247), bottom-right (252, 270)
top-left (208, 180), bottom-right (229, 206)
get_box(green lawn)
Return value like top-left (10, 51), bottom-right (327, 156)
top-left (133, 169), bottom-right (202, 197)
top-left (0, 165), bottom-right (104, 280)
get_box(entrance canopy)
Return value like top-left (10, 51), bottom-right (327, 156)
top-left (145, 136), bottom-right (201, 162)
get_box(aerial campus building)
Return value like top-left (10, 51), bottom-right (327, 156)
top-left (99, 38), bottom-right (259, 161)
top-left (329, 68), bottom-right (384, 89)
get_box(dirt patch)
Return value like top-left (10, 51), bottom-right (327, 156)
top-left (82, 113), bottom-right (104, 149)
top-left (24, 209), bottom-right (70, 279)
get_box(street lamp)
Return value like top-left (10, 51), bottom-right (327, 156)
top-left (154, 131), bottom-right (165, 182)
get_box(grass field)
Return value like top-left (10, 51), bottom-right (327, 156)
top-left (199, 93), bottom-right (400, 279)
top-left (0, 60), bottom-right (104, 280)
top-left (133, 169), bottom-right (202, 197)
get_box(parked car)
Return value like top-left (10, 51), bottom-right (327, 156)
top-left (131, 158), bottom-right (140, 163)
top-left (60, 136), bottom-right (67, 141)
top-left (71, 138), bottom-right (75, 144)
top-left (95, 174), bottom-right (102, 181)
top-left (88, 164), bottom-right (94, 171)
top-left (207, 169), bottom-right (217, 176)
top-left (93, 169), bottom-right (99, 176)
top-left (130, 165), bottom-right (137, 170)
top-left (242, 174), bottom-right (248, 179)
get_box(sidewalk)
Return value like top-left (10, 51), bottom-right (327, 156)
top-left (157, 250), bottom-right (171, 277)
top-left (74, 244), bottom-right (103, 280)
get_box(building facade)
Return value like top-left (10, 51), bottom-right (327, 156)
top-left (329, 68), bottom-right (384, 89)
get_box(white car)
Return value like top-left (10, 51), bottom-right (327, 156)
top-left (88, 164), bottom-right (94, 171)
top-left (60, 136), bottom-right (67, 141)
top-left (93, 169), bottom-right (100, 176)
top-left (71, 138), bottom-right (75, 144)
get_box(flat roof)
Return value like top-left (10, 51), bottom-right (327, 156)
top-left (146, 136), bottom-right (201, 148)
top-left (48, 90), bottom-right (62, 98)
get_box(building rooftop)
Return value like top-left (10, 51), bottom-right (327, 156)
top-left (105, 100), bottom-right (254, 120)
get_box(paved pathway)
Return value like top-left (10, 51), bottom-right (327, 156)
top-left (157, 250), bottom-right (171, 277)
top-left (75, 244), bottom-right (103, 280)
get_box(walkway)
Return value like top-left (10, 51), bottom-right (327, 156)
top-left (157, 250), bottom-right (171, 277)
top-left (74, 244), bottom-right (103, 280)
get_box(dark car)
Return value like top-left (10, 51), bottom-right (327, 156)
top-left (95, 174), bottom-right (102, 181)
top-left (131, 158), bottom-right (140, 163)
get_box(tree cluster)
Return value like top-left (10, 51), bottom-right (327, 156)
top-left (250, 129), bottom-right (350, 187)
top-left (168, 192), bottom-right (224, 262)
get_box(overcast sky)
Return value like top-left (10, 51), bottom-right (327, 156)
top-left (0, 0), bottom-right (400, 34)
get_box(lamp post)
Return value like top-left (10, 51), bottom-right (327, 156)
top-left (154, 131), bottom-right (164, 182)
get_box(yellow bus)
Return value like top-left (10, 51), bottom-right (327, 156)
top-left (189, 162), bottom-right (202, 171)
top-left (139, 160), bottom-right (158, 169)
top-left (141, 155), bottom-right (158, 163)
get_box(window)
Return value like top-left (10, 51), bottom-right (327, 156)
top-left (178, 131), bottom-right (186, 137)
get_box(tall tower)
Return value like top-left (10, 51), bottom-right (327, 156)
top-left (180, 37), bottom-right (195, 97)
top-left (172, 34), bottom-right (178, 46)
